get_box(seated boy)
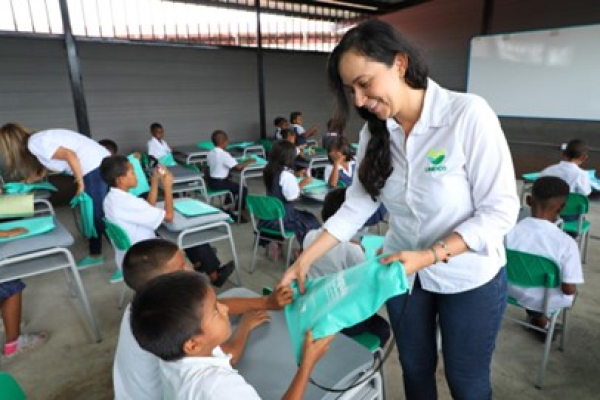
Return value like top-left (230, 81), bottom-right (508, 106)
top-left (290, 111), bottom-right (317, 146)
top-left (130, 270), bottom-right (334, 400)
top-left (506, 176), bottom-right (584, 334)
top-left (100, 155), bottom-right (234, 286)
top-left (206, 130), bottom-right (255, 222)
top-left (272, 116), bottom-right (289, 140)
top-left (146, 122), bottom-right (173, 162)
top-left (303, 188), bottom-right (390, 347)
top-left (113, 238), bottom-right (294, 400)
top-left (540, 139), bottom-right (592, 196)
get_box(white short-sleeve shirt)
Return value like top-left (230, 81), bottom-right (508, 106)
top-left (506, 217), bottom-right (583, 312)
top-left (323, 161), bottom-right (356, 184)
top-left (160, 346), bottom-right (260, 400)
top-left (207, 148), bottom-right (238, 179)
top-left (147, 137), bottom-right (172, 160)
top-left (539, 161), bottom-right (592, 196)
top-left (280, 170), bottom-right (300, 201)
top-left (27, 129), bottom-right (109, 175)
top-left (103, 187), bottom-right (164, 268)
top-left (323, 79), bottom-right (520, 294)
top-left (113, 305), bottom-right (163, 400)
top-left (291, 124), bottom-right (306, 137)
top-left (303, 228), bottom-right (365, 279)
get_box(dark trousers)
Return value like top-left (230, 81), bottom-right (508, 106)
top-left (83, 167), bottom-right (108, 256)
top-left (185, 244), bottom-right (221, 274)
top-left (386, 269), bottom-right (507, 400)
top-left (209, 177), bottom-right (247, 212)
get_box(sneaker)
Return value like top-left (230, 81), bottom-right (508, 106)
top-left (267, 242), bottom-right (281, 262)
top-left (1, 332), bottom-right (49, 365)
top-left (109, 269), bottom-right (123, 284)
top-left (212, 261), bottom-right (235, 287)
top-left (77, 255), bottom-right (104, 270)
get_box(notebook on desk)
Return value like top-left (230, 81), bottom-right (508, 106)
top-left (0, 194), bottom-right (34, 219)
top-left (174, 199), bottom-right (221, 217)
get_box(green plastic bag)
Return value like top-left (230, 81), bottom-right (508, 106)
top-left (296, 177), bottom-right (327, 191)
top-left (197, 141), bottom-right (215, 150)
top-left (158, 153), bottom-right (177, 167)
top-left (3, 182), bottom-right (57, 194)
top-left (237, 155), bottom-right (267, 166)
top-left (70, 192), bottom-right (98, 239)
top-left (285, 255), bottom-right (408, 363)
top-left (361, 235), bottom-right (386, 260)
top-left (128, 155), bottom-right (150, 196)
top-left (0, 216), bottom-right (55, 243)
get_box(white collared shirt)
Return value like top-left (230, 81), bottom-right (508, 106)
top-left (27, 129), bottom-right (109, 175)
top-left (207, 147), bottom-right (238, 179)
top-left (113, 305), bottom-right (163, 400)
top-left (147, 137), bottom-right (172, 160)
top-left (506, 217), bottom-right (583, 311)
top-left (324, 160), bottom-right (356, 184)
top-left (280, 169), bottom-right (300, 201)
top-left (324, 79), bottom-right (520, 294)
top-left (303, 228), bottom-right (365, 279)
top-left (160, 346), bottom-right (260, 400)
top-left (540, 161), bottom-right (592, 195)
top-left (103, 187), bottom-right (164, 268)
top-left (291, 124), bottom-right (306, 136)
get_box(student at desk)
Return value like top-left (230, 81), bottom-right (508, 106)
top-left (113, 238), bottom-right (293, 400)
top-left (130, 271), bottom-right (334, 400)
top-left (147, 122), bottom-right (175, 165)
top-left (100, 155), bottom-right (235, 287)
top-left (280, 128), bottom-right (308, 177)
top-left (290, 111), bottom-right (317, 146)
top-left (540, 139), bottom-right (592, 196)
top-left (0, 227), bottom-right (49, 364)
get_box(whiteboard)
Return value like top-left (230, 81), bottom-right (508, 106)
top-left (467, 24), bottom-right (600, 121)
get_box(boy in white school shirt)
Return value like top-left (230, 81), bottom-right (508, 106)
top-left (100, 155), bottom-right (235, 287)
top-left (207, 130), bottom-right (255, 222)
top-left (540, 139), bottom-right (592, 196)
top-left (147, 122), bottom-right (173, 161)
top-left (130, 270), bottom-right (334, 400)
top-left (113, 239), bottom-right (293, 400)
top-left (506, 176), bottom-right (584, 335)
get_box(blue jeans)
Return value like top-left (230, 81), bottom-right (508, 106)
top-left (83, 167), bottom-right (108, 256)
top-left (386, 268), bottom-right (507, 400)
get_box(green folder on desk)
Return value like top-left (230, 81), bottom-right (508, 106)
top-left (158, 153), bottom-right (178, 167)
top-left (227, 141), bottom-right (255, 150)
top-left (197, 141), bottom-right (215, 150)
top-left (0, 216), bottom-right (55, 243)
top-left (297, 177), bottom-right (327, 191)
top-left (238, 155), bottom-right (267, 166)
top-left (3, 182), bottom-right (57, 194)
top-left (0, 194), bottom-right (34, 219)
top-left (174, 199), bottom-right (221, 217)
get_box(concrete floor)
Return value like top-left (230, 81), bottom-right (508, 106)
top-left (2, 180), bottom-right (600, 399)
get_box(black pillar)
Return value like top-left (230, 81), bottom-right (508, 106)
top-left (255, 0), bottom-right (267, 139)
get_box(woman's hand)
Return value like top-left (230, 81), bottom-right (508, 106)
top-left (380, 249), bottom-right (435, 275)
top-left (75, 178), bottom-right (85, 196)
top-left (265, 285), bottom-right (294, 310)
top-left (280, 258), bottom-right (311, 294)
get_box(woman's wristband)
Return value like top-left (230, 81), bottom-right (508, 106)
top-left (436, 240), bottom-right (452, 263)
top-left (429, 247), bottom-right (438, 264)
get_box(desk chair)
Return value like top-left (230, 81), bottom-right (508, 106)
top-left (103, 218), bottom-right (131, 309)
top-left (246, 195), bottom-right (296, 272)
top-left (504, 249), bottom-right (569, 389)
top-left (0, 372), bottom-right (25, 400)
top-left (185, 164), bottom-right (235, 209)
top-left (559, 193), bottom-right (591, 263)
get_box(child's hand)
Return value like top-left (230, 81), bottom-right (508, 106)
top-left (161, 170), bottom-right (174, 187)
top-left (239, 310), bottom-right (270, 332)
top-left (132, 152), bottom-right (142, 159)
top-left (300, 176), bottom-right (313, 187)
top-left (247, 158), bottom-right (256, 164)
top-left (266, 285), bottom-right (294, 310)
top-left (300, 331), bottom-right (334, 371)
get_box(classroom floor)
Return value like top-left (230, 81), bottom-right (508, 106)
top-left (2, 180), bottom-right (600, 400)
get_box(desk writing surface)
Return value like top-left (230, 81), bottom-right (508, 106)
top-left (221, 288), bottom-right (374, 400)
top-left (165, 165), bottom-right (202, 183)
top-left (157, 199), bottom-right (230, 232)
top-left (0, 218), bottom-right (73, 261)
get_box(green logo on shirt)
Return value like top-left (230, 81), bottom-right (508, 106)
top-left (426, 149), bottom-right (447, 172)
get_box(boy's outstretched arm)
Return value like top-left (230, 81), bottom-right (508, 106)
top-left (221, 286), bottom-right (293, 315)
top-left (222, 311), bottom-right (270, 365)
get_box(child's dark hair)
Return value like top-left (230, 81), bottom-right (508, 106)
top-left (98, 139), bottom-right (118, 155)
top-left (264, 140), bottom-right (297, 191)
top-left (280, 128), bottom-right (295, 141)
top-left (564, 139), bottom-right (589, 159)
top-left (123, 239), bottom-right (180, 291)
top-left (130, 271), bottom-right (209, 362)
top-left (531, 176), bottom-right (570, 208)
top-left (328, 136), bottom-right (354, 163)
top-left (290, 111), bottom-right (302, 124)
top-left (149, 122), bottom-right (163, 133)
top-left (211, 129), bottom-right (227, 145)
top-left (100, 155), bottom-right (129, 187)
top-left (273, 116), bottom-right (286, 126)
top-left (322, 188), bottom-right (347, 221)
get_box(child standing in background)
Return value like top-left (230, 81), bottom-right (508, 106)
top-left (272, 117), bottom-right (289, 140)
top-left (290, 111), bottom-right (317, 146)
top-left (540, 139), bottom-right (592, 196)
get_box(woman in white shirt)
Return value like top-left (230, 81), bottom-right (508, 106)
top-left (280, 20), bottom-right (519, 399)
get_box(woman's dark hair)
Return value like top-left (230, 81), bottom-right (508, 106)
top-left (130, 271), bottom-right (209, 362)
top-left (327, 136), bottom-right (354, 163)
top-left (100, 155), bottom-right (129, 187)
top-left (563, 139), bottom-right (589, 159)
top-left (327, 19), bottom-right (428, 200)
top-left (98, 139), bottom-right (118, 155)
top-left (264, 140), bottom-right (296, 191)
top-left (322, 187), bottom-right (347, 222)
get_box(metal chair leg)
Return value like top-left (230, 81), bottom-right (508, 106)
top-left (285, 238), bottom-right (294, 270)
top-left (559, 309), bottom-right (568, 352)
top-left (250, 234), bottom-right (260, 274)
top-left (225, 224), bottom-right (242, 286)
top-left (536, 312), bottom-right (560, 389)
top-left (66, 252), bottom-right (102, 342)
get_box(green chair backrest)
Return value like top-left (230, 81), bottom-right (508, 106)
top-left (103, 218), bottom-right (132, 251)
top-left (505, 249), bottom-right (561, 289)
top-left (0, 372), bottom-right (26, 400)
top-left (560, 193), bottom-right (589, 216)
top-left (258, 139), bottom-right (273, 154)
top-left (246, 195), bottom-right (285, 221)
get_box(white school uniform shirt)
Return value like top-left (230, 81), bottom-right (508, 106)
top-left (27, 129), bottom-right (109, 175)
top-left (160, 346), bottom-right (260, 400)
top-left (207, 147), bottom-right (237, 179)
top-left (323, 160), bottom-right (356, 184)
top-left (147, 137), bottom-right (172, 160)
top-left (280, 169), bottom-right (300, 200)
top-left (103, 187), bottom-right (165, 268)
top-left (274, 128), bottom-right (282, 140)
top-left (113, 305), bottom-right (163, 400)
top-left (303, 228), bottom-right (365, 279)
top-left (323, 79), bottom-right (520, 294)
top-left (539, 161), bottom-right (592, 196)
top-left (506, 217), bottom-right (583, 311)
top-left (291, 123), bottom-right (306, 137)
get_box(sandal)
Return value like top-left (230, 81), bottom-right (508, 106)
top-left (212, 261), bottom-right (235, 287)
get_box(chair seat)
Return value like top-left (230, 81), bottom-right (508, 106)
top-left (207, 189), bottom-right (231, 196)
top-left (351, 332), bottom-right (381, 353)
top-left (561, 220), bottom-right (591, 234)
top-left (258, 227), bottom-right (295, 239)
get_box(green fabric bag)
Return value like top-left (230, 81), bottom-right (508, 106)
top-left (174, 199), bottom-right (221, 217)
top-left (237, 155), bottom-right (267, 166)
top-left (3, 182), bottom-right (57, 194)
top-left (197, 141), bottom-right (215, 150)
top-left (296, 177), bottom-right (327, 191)
top-left (285, 255), bottom-right (408, 363)
top-left (127, 155), bottom-right (150, 196)
top-left (158, 153), bottom-right (177, 167)
top-left (70, 192), bottom-right (98, 239)
top-left (226, 141), bottom-right (254, 149)
top-left (361, 235), bottom-right (386, 260)
top-left (0, 216), bottom-right (55, 243)
top-left (0, 194), bottom-right (34, 219)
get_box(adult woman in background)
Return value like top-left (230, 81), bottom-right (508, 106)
top-left (280, 20), bottom-right (519, 399)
